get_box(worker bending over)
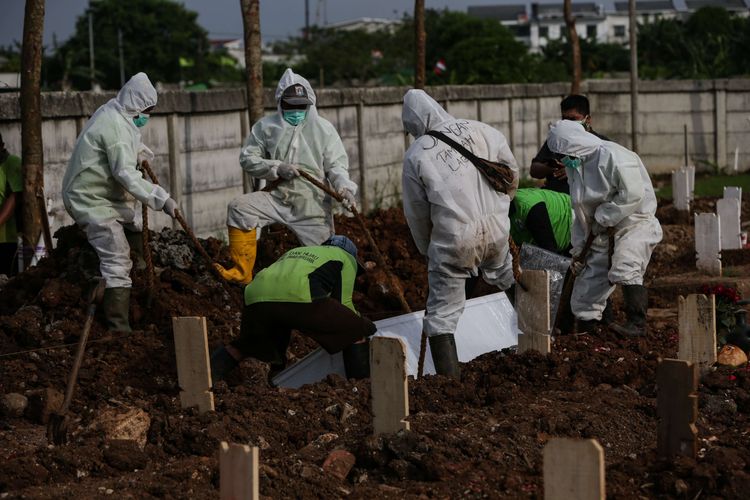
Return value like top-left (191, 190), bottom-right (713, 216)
top-left (546, 120), bottom-right (662, 336)
top-left (63, 72), bottom-right (179, 332)
top-left (509, 188), bottom-right (572, 255)
top-left (401, 89), bottom-right (518, 378)
top-left (215, 68), bottom-right (358, 284)
top-left (210, 235), bottom-right (376, 384)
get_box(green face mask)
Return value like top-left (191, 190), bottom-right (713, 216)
top-left (283, 110), bottom-right (307, 126)
top-left (133, 113), bottom-right (150, 128)
top-left (561, 156), bottom-right (582, 169)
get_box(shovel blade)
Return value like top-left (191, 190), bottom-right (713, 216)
top-left (47, 412), bottom-right (71, 445)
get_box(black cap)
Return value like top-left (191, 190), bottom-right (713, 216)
top-left (281, 84), bottom-right (312, 105)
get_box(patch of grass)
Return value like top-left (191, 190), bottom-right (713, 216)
top-left (655, 173), bottom-right (750, 200)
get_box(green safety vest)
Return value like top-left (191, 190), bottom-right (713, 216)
top-left (510, 188), bottom-right (572, 252)
top-left (0, 154), bottom-right (23, 244)
top-left (244, 245), bottom-right (358, 313)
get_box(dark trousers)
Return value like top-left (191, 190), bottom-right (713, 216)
top-left (0, 242), bottom-right (17, 276)
top-left (231, 299), bottom-right (377, 366)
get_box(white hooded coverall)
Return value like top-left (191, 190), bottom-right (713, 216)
top-left (62, 72), bottom-right (170, 289)
top-left (402, 89), bottom-right (519, 337)
top-left (546, 120), bottom-right (662, 321)
top-left (227, 69), bottom-right (357, 245)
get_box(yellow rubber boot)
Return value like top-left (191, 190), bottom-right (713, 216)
top-left (214, 227), bottom-right (257, 284)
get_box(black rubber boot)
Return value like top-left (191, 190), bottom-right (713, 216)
top-left (429, 333), bottom-right (461, 378)
top-left (610, 285), bottom-right (648, 337)
top-left (342, 341), bottom-right (370, 379)
top-left (125, 230), bottom-right (146, 271)
top-left (210, 345), bottom-right (240, 385)
top-left (101, 287), bottom-right (132, 332)
top-left (575, 318), bottom-right (600, 334)
top-left (601, 298), bottom-right (615, 326)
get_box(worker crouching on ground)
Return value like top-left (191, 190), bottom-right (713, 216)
top-left (210, 235), bottom-right (376, 385)
top-left (401, 89), bottom-right (519, 378)
top-left (215, 68), bottom-right (358, 284)
top-left (546, 120), bottom-right (662, 336)
top-left (62, 72), bottom-right (179, 332)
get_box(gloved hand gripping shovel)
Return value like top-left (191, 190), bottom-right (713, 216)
top-left (47, 278), bottom-right (106, 445)
top-left (140, 161), bottom-right (224, 282)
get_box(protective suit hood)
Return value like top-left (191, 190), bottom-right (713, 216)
top-left (547, 120), bottom-right (602, 159)
top-left (114, 72), bottom-right (157, 117)
top-left (402, 89), bottom-right (454, 138)
top-left (275, 68), bottom-right (317, 109)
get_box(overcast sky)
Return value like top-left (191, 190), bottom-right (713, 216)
top-left (1, 0), bottom-right (634, 47)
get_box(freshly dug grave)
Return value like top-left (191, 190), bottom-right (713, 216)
top-left (1, 201), bottom-right (750, 498)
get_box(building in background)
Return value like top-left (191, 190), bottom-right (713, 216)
top-left (468, 1), bottom-right (749, 52)
top-left (323, 17), bottom-right (401, 33)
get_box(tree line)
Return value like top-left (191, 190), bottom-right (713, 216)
top-left (1, 2), bottom-right (748, 91)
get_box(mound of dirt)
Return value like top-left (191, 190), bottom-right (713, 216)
top-left (1, 203), bottom-right (749, 498)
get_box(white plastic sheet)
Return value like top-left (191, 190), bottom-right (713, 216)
top-left (272, 292), bottom-right (518, 389)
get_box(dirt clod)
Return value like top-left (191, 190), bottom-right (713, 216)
top-left (322, 449), bottom-right (356, 480)
top-left (1, 392), bottom-right (28, 418)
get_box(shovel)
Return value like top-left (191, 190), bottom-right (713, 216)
top-left (552, 231), bottom-right (596, 335)
top-left (47, 278), bottom-right (106, 445)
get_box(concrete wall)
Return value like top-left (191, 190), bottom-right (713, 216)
top-left (1, 78), bottom-right (749, 238)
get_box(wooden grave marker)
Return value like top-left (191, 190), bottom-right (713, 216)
top-left (172, 316), bottom-right (215, 413)
top-left (656, 359), bottom-right (698, 459)
top-left (371, 337), bottom-right (410, 435)
top-left (220, 442), bottom-right (259, 500)
top-left (695, 213), bottom-right (722, 276)
top-left (717, 197), bottom-right (742, 250)
top-left (517, 269), bottom-right (551, 354)
top-left (672, 167), bottom-right (691, 212)
top-left (543, 438), bottom-right (605, 500)
top-left (677, 294), bottom-right (717, 374)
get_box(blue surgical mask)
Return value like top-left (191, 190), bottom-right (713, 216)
top-left (133, 113), bottom-right (150, 128)
top-left (561, 156), bottom-right (582, 169)
top-left (283, 110), bottom-right (307, 126)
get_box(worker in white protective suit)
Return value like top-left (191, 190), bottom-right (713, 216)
top-left (215, 68), bottom-right (358, 284)
top-left (63, 72), bottom-right (179, 332)
top-left (546, 120), bottom-right (662, 336)
top-left (401, 89), bottom-right (519, 378)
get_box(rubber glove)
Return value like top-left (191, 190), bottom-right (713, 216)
top-left (277, 163), bottom-right (299, 180)
top-left (339, 188), bottom-right (357, 211)
top-left (138, 144), bottom-right (155, 164)
top-left (163, 198), bottom-right (179, 218)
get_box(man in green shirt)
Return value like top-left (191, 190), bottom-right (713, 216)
top-left (509, 188), bottom-right (572, 255)
top-left (0, 134), bottom-right (23, 276)
top-left (210, 235), bottom-right (377, 385)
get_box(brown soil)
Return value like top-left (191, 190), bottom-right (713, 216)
top-left (1, 200), bottom-right (750, 498)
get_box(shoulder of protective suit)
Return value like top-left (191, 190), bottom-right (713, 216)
top-left (312, 113), bottom-right (336, 131)
top-left (92, 106), bottom-right (135, 137)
